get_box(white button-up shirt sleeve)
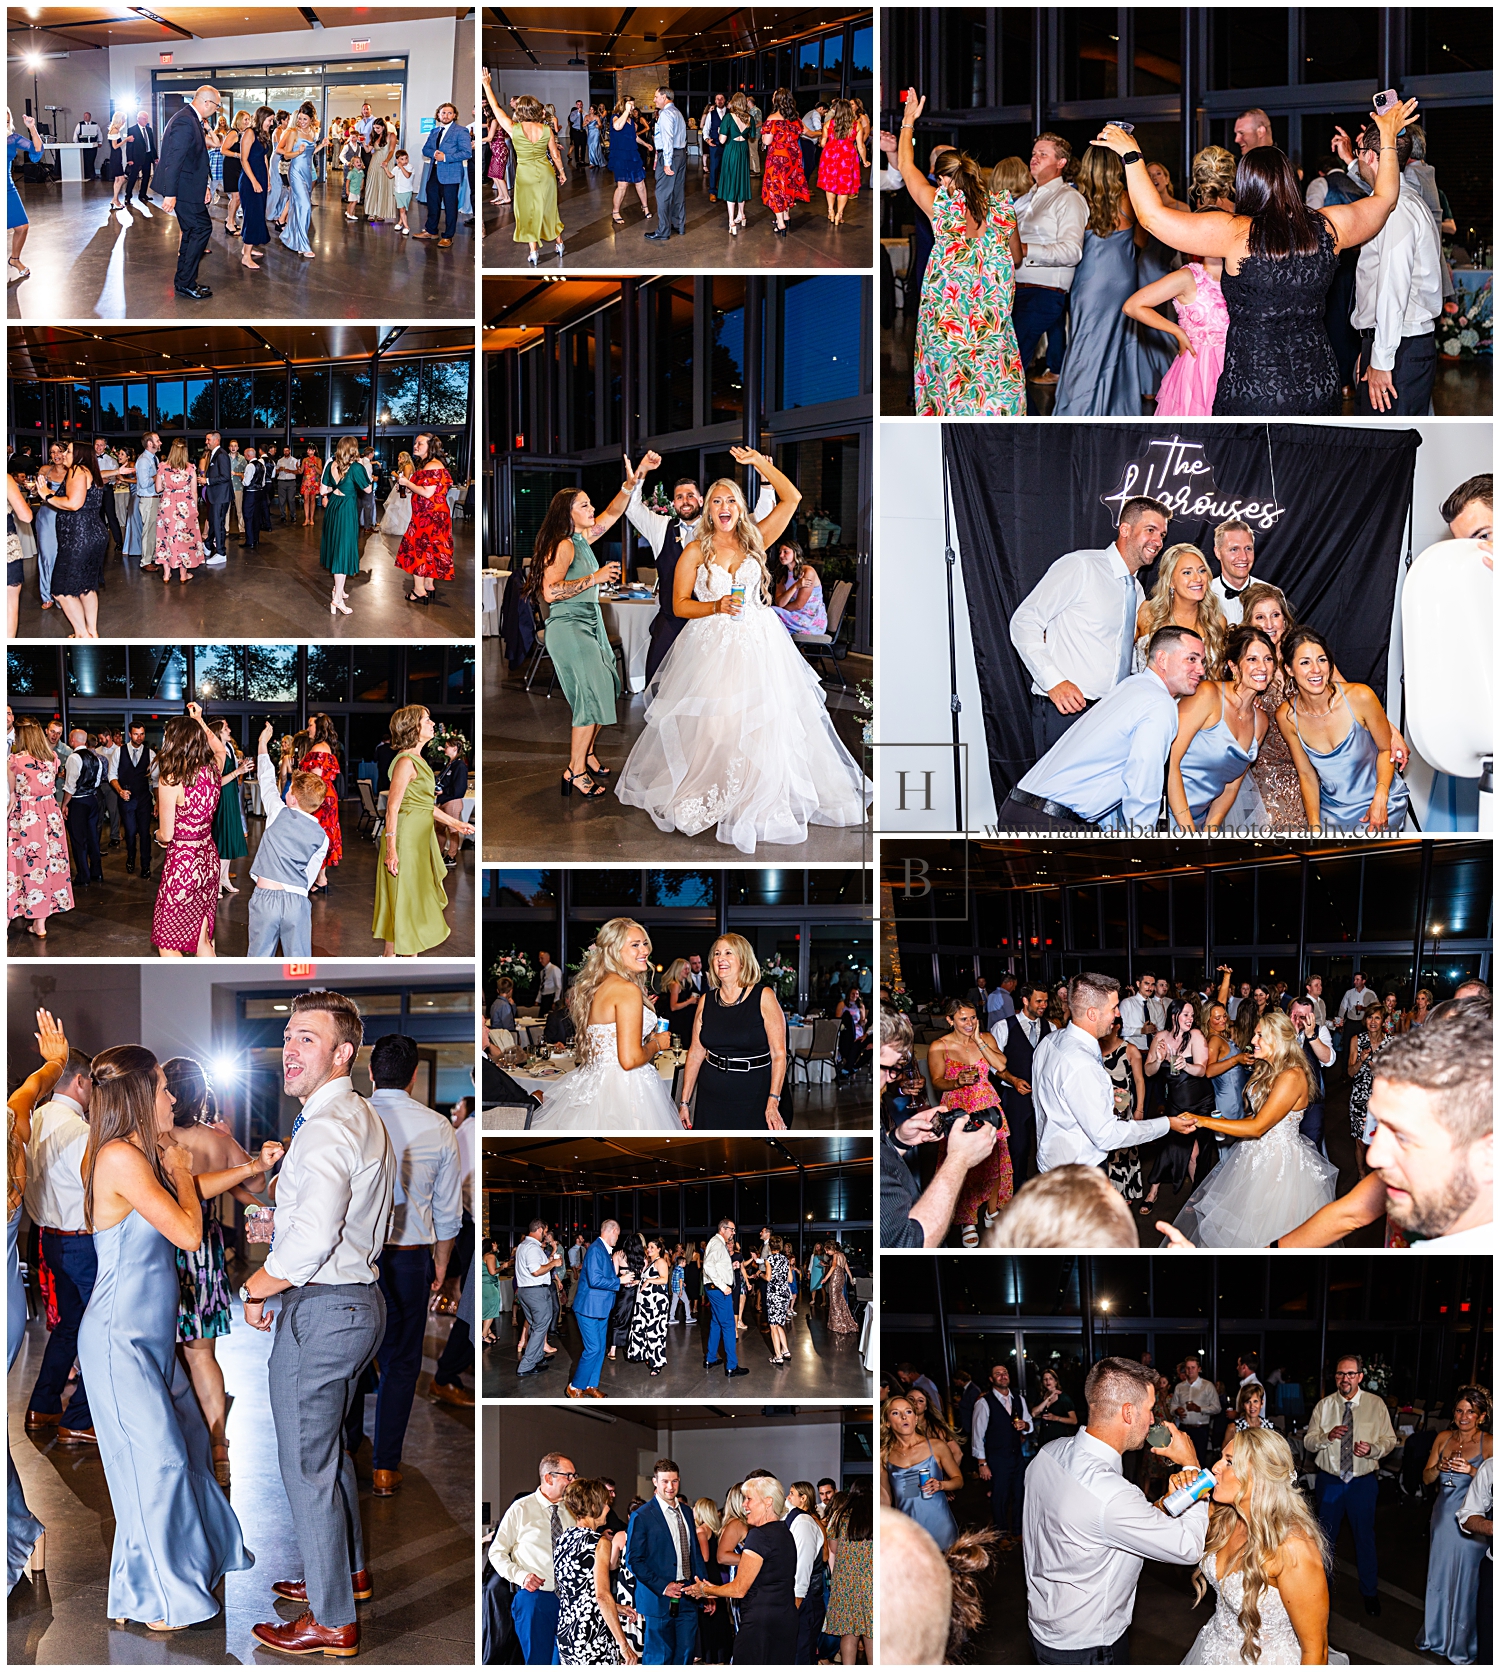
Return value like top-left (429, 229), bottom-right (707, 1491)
top-left (1099, 1467), bottom-right (1210, 1564)
top-left (1458, 1457), bottom-right (1491, 1533)
top-left (703, 1235), bottom-right (734, 1291)
top-left (625, 478), bottom-right (671, 557)
top-left (1010, 550), bottom-right (1090, 695)
top-left (431, 1122), bottom-right (463, 1241)
top-left (787, 1513), bottom-right (821, 1598)
top-left (971, 1399), bottom-right (990, 1459)
top-left (1037, 1026), bottom-right (1171, 1170)
top-left (1017, 179), bottom-right (1087, 283)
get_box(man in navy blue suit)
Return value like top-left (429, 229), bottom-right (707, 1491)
top-left (414, 100), bottom-right (472, 247)
top-left (626, 1459), bottom-right (716, 1664)
top-left (568, 1220), bottom-right (624, 1397)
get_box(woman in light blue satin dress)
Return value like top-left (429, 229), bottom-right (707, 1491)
top-left (1417, 1392), bottom-right (1491, 1665)
top-left (278, 102), bottom-right (327, 258)
top-left (264, 112), bottom-right (289, 228)
top-left (1053, 144), bottom-right (1146, 417)
top-left (882, 1396), bottom-right (960, 1551)
top-left (76, 1045), bottom-right (271, 1630)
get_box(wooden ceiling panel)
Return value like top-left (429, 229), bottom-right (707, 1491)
top-left (482, 276), bottom-right (623, 349)
top-left (483, 7), bottom-right (867, 72)
top-left (10, 6), bottom-right (468, 50)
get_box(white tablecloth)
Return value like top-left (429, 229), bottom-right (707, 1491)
top-left (511, 1051), bottom-right (679, 1099)
top-left (496, 1276), bottom-right (514, 1312)
top-left (483, 570), bottom-right (509, 637)
top-left (600, 596), bottom-right (660, 692)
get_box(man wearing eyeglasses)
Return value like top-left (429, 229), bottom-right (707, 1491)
top-left (488, 1451), bottom-right (577, 1662)
top-left (153, 84), bottom-right (222, 300)
top-left (1305, 1355), bottom-right (1397, 1618)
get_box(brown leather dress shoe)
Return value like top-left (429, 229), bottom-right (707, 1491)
top-left (24, 1411), bottom-right (60, 1431)
top-left (584, 1388), bottom-right (604, 1398)
top-left (57, 1425), bottom-right (97, 1445)
top-left (371, 1469), bottom-right (402, 1497)
top-left (428, 1381), bottom-right (475, 1408)
top-left (251, 1611), bottom-right (359, 1657)
top-left (273, 1570), bottom-right (373, 1603)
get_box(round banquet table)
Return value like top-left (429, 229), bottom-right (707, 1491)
top-left (482, 569), bottom-right (509, 637)
top-left (599, 595), bottom-right (660, 692)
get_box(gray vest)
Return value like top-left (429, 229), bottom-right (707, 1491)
top-left (252, 804), bottom-right (326, 891)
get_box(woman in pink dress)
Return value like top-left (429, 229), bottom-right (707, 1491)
top-left (815, 99), bottom-right (864, 227)
top-left (153, 439), bottom-right (205, 582)
top-left (7, 716), bottom-right (73, 939)
top-left (150, 703), bottom-right (227, 958)
top-left (1122, 259), bottom-right (1229, 416)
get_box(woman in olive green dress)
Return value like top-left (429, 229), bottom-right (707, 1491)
top-left (717, 92), bottom-right (753, 236)
top-left (373, 705), bottom-right (475, 957)
top-left (483, 71), bottom-right (565, 264)
top-left (524, 465), bottom-right (644, 798)
top-left (208, 719), bottom-right (253, 897)
top-left (319, 435), bottom-right (368, 618)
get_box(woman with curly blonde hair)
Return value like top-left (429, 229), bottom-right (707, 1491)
top-left (1166, 1008), bottom-right (1339, 1246)
top-left (1183, 1425), bottom-right (1340, 1665)
top-left (528, 917), bottom-right (685, 1131)
top-left (1053, 144), bottom-right (1147, 415)
top-left (616, 448), bottom-right (870, 852)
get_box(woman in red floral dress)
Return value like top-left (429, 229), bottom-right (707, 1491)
top-left (816, 99), bottom-right (864, 226)
top-left (296, 714), bottom-right (342, 892)
top-left (759, 88), bottom-right (809, 237)
top-left (151, 703), bottom-right (228, 958)
top-left (395, 432), bottom-right (456, 606)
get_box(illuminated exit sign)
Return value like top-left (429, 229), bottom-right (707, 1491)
top-left (351, 38), bottom-right (371, 51)
top-left (159, 51), bottom-right (173, 64)
top-left (284, 962), bottom-right (316, 978)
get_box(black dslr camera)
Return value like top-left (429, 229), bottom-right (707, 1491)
top-left (936, 1104), bottom-right (1005, 1134)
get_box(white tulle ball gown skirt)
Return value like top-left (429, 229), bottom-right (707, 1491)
top-left (526, 1023), bottom-right (683, 1132)
top-left (1168, 1110), bottom-right (1339, 1248)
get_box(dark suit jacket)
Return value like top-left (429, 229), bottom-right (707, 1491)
top-left (130, 121), bottom-right (157, 165)
top-left (573, 1238), bottom-right (620, 1319)
top-left (153, 107), bottom-right (206, 201)
top-left (626, 1498), bottom-right (707, 1618)
top-left (205, 447), bottom-right (233, 503)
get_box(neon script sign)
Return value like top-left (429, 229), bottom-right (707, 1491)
top-left (1101, 435), bottom-right (1286, 531)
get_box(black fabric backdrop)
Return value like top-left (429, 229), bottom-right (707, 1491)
top-left (943, 423), bottom-right (1422, 808)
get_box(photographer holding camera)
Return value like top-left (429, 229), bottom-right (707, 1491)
top-left (881, 1009), bottom-right (998, 1247)
top-left (515, 1218), bottom-right (563, 1380)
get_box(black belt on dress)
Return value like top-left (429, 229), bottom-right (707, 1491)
top-left (705, 1049), bottom-right (772, 1073)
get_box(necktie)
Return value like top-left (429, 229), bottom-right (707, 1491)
top-left (290, 1111), bottom-right (305, 1141)
top-left (1340, 1400), bottom-right (1355, 1481)
top-left (669, 1503), bottom-right (688, 1579)
top-left (1117, 574), bottom-right (1136, 684)
top-left (550, 1501), bottom-right (562, 1559)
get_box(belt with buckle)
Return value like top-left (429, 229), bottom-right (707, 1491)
top-left (705, 1050), bottom-right (772, 1073)
top-left (1005, 788), bottom-right (1099, 829)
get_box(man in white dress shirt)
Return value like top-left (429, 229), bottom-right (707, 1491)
top-left (536, 949), bottom-right (564, 1014)
top-left (972, 1363), bottom-right (1032, 1545)
top-left (1350, 121), bottom-right (1443, 416)
top-left (1010, 497), bottom-right (1171, 756)
top-left (1459, 1455), bottom-right (1492, 1664)
top-left (1012, 132), bottom-right (1087, 404)
top-left (23, 1051), bottom-right (98, 1444)
top-left (1169, 1354), bottom-right (1222, 1468)
top-left (1303, 974), bottom-right (1328, 1030)
top-left (489, 1452), bottom-right (577, 1662)
top-left (1117, 973), bottom-right (1160, 1056)
top-left (1335, 972), bottom-right (1381, 1049)
top-left (1034, 973), bottom-right (1194, 1173)
top-left (514, 1218), bottom-right (563, 1380)
top-left (361, 1034), bottom-right (463, 1496)
top-left (243, 990), bottom-right (396, 1659)
top-left (1023, 1357), bottom-right (1206, 1662)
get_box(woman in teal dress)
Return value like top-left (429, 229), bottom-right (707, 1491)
top-left (716, 94), bottom-right (753, 235)
top-left (277, 102), bottom-right (327, 259)
top-left (318, 436), bottom-right (367, 617)
top-left (208, 720), bottom-right (251, 897)
top-left (524, 469), bottom-right (641, 798)
top-left (483, 72), bottom-right (565, 264)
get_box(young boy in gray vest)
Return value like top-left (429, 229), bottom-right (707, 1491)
top-left (248, 720), bottom-right (329, 957)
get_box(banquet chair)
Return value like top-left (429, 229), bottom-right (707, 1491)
top-left (792, 1017), bottom-right (843, 1087)
top-left (794, 580), bottom-right (853, 688)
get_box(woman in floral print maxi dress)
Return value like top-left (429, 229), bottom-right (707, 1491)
top-left (150, 704), bottom-right (228, 957)
top-left (7, 720), bottom-right (73, 937)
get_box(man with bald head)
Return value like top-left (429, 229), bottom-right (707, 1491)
top-left (878, 1506), bottom-right (952, 1663)
top-left (1233, 108), bottom-right (1273, 154)
top-left (153, 83), bottom-right (221, 299)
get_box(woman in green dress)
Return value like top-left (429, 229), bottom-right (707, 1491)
top-left (373, 704), bottom-right (475, 957)
top-left (208, 719), bottom-right (252, 897)
top-left (717, 92), bottom-right (753, 236)
top-left (525, 466), bottom-right (645, 799)
top-left (482, 71), bottom-right (565, 265)
top-left (318, 435), bottom-right (367, 618)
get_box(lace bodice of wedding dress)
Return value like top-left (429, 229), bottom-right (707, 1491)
top-left (526, 1016), bottom-right (681, 1132)
top-left (1183, 1553), bottom-right (1348, 1665)
top-left (1168, 1105), bottom-right (1339, 1248)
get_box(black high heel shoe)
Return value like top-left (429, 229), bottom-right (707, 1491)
top-left (562, 770), bottom-right (607, 799)
top-left (584, 752), bottom-right (612, 778)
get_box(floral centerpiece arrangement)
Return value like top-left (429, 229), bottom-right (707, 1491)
top-left (423, 724), bottom-right (472, 769)
top-left (489, 949), bottom-right (535, 997)
top-left (762, 952), bottom-right (798, 1004)
top-left (1436, 281), bottom-right (1491, 358)
top-left (889, 979), bottom-right (914, 1015)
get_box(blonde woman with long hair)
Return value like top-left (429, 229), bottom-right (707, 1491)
top-left (527, 917), bottom-right (685, 1131)
top-left (616, 446), bottom-right (870, 851)
top-left (1182, 1426), bottom-right (1343, 1664)
top-left (1134, 543), bottom-right (1227, 675)
top-left (1167, 1008), bottom-right (1339, 1246)
top-left (1053, 143), bottom-right (1148, 416)
top-left (677, 932), bottom-right (789, 1130)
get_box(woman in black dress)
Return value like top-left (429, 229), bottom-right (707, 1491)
top-left (606, 1230), bottom-right (644, 1361)
top-left (38, 443), bottom-right (107, 639)
top-left (1140, 999), bottom-right (1217, 1210)
top-left (687, 1475), bottom-right (798, 1666)
top-left (679, 934), bottom-right (789, 1130)
top-left (1092, 97), bottom-right (1417, 416)
top-left (237, 106), bottom-right (274, 271)
top-left (692, 1497), bottom-right (735, 1664)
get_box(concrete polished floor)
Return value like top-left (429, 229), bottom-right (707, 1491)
top-left (481, 653), bottom-right (873, 863)
top-left (15, 522), bottom-right (474, 641)
top-left (8, 1295), bottom-right (474, 1664)
top-left (881, 310), bottom-right (1494, 417)
top-left (6, 803), bottom-right (475, 959)
top-left (482, 1295), bottom-right (869, 1400)
top-left (8, 177), bottom-right (474, 322)
top-left (483, 163), bottom-right (874, 271)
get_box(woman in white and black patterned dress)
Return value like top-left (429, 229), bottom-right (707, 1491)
top-left (555, 1478), bottom-right (638, 1666)
top-left (765, 1235), bottom-right (794, 1364)
top-left (626, 1239), bottom-right (671, 1377)
top-left (611, 1525), bottom-right (645, 1660)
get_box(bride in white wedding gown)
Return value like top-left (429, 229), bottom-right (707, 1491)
top-left (615, 447), bottom-right (872, 855)
top-left (1183, 1426), bottom-right (1348, 1666)
top-left (526, 917), bottom-right (688, 1132)
top-left (1166, 1009), bottom-right (1338, 1247)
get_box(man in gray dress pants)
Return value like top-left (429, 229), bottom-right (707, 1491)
top-left (644, 87), bottom-right (688, 243)
top-left (241, 989), bottom-right (395, 1658)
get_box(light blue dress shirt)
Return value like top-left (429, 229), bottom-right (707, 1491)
top-left (134, 449), bottom-right (158, 497)
top-left (654, 101), bottom-right (687, 154)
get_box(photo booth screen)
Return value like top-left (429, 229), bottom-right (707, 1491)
top-left (944, 423), bottom-right (1422, 804)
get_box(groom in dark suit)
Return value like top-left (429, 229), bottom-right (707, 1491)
top-left (203, 432), bottom-right (233, 561)
top-left (626, 1460), bottom-right (713, 1664)
top-left (153, 84), bottom-right (221, 298)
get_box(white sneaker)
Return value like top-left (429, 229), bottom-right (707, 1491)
top-left (205, 554), bottom-right (227, 566)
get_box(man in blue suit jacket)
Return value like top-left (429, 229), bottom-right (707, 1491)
top-left (415, 101), bottom-right (472, 246)
top-left (626, 1459), bottom-right (714, 1664)
top-left (567, 1221), bottom-right (622, 1397)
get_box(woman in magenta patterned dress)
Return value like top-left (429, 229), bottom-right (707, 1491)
top-left (896, 92), bottom-right (1024, 417)
top-left (815, 99), bottom-right (864, 226)
top-left (151, 704), bottom-right (227, 958)
top-left (927, 999), bottom-right (1014, 1245)
top-left (7, 717), bottom-right (73, 939)
top-left (153, 440), bottom-right (204, 582)
top-left (395, 433), bottom-right (456, 605)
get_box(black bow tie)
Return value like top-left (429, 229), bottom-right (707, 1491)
top-left (1221, 585), bottom-right (1244, 599)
